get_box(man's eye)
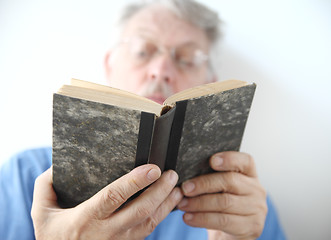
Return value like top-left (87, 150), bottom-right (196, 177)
top-left (135, 50), bottom-right (149, 58)
top-left (132, 45), bottom-right (156, 60)
top-left (176, 57), bottom-right (194, 68)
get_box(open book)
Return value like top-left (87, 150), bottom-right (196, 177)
top-left (52, 79), bottom-right (256, 208)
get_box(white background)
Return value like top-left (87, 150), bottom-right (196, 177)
top-left (1, 0), bottom-right (330, 239)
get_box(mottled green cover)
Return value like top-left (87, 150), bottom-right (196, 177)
top-left (52, 83), bottom-right (256, 207)
top-left (52, 94), bottom-right (142, 207)
top-left (175, 84), bottom-right (256, 184)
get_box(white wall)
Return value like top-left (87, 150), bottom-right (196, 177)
top-left (1, 0), bottom-right (330, 239)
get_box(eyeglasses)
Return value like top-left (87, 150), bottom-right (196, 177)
top-left (118, 37), bottom-right (209, 71)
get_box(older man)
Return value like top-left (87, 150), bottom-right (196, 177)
top-left (0, 0), bottom-right (285, 239)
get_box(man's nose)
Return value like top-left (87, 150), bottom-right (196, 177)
top-left (147, 53), bottom-right (177, 83)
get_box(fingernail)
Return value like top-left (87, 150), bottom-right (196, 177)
top-left (172, 188), bottom-right (183, 201)
top-left (184, 213), bottom-right (193, 221)
top-left (168, 170), bottom-right (179, 185)
top-left (182, 181), bottom-right (195, 194)
top-left (147, 168), bottom-right (161, 181)
top-left (177, 198), bottom-right (188, 208)
top-left (212, 156), bottom-right (223, 167)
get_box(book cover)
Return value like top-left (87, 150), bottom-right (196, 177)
top-left (52, 81), bottom-right (256, 208)
top-left (52, 94), bottom-right (155, 207)
top-left (172, 84), bottom-right (256, 184)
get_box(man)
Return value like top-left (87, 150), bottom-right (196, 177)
top-left (0, 0), bottom-right (286, 239)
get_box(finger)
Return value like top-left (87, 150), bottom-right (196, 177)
top-left (177, 193), bottom-right (264, 216)
top-left (181, 171), bottom-right (255, 197)
top-left (32, 166), bottom-right (59, 208)
top-left (113, 170), bottom-right (179, 228)
top-left (131, 187), bottom-right (183, 237)
top-left (149, 187), bottom-right (183, 222)
top-left (183, 212), bottom-right (265, 239)
top-left (84, 164), bottom-right (161, 219)
top-left (210, 151), bottom-right (257, 178)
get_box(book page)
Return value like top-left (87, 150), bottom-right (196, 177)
top-left (163, 80), bottom-right (249, 105)
top-left (57, 79), bottom-right (163, 115)
top-left (58, 85), bottom-right (162, 115)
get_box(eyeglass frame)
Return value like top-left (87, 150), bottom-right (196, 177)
top-left (115, 36), bottom-right (211, 72)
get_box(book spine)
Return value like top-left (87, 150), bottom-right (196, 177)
top-left (135, 112), bottom-right (156, 167)
top-left (148, 107), bottom-right (176, 171)
top-left (164, 100), bottom-right (188, 172)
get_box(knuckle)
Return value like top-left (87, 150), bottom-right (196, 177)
top-left (246, 153), bottom-right (256, 169)
top-left (137, 206), bottom-right (151, 218)
top-left (196, 196), bottom-right (203, 209)
top-left (217, 214), bottom-right (230, 229)
top-left (255, 186), bottom-right (268, 214)
top-left (260, 186), bottom-right (267, 198)
top-left (160, 178), bottom-right (174, 192)
top-left (135, 201), bottom-right (154, 218)
top-left (250, 217), bottom-right (265, 238)
top-left (103, 186), bottom-right (127, 206)
top-left (200, 173), bottom-right (218, 192)
top-left (145, 217), bottom-right (158, 235)
top-left (224, 172), bottom-right (239, 192)
top-left (259, 199), bottom-right (268, 216)
top-left (214, 174), bottom-right (226, 191)
top-left (130, 177), bottom-right (144, 191)
top-left (200, 175), bottom-right (213, 191)
top-left (219, 193), bottom-right (232, 211)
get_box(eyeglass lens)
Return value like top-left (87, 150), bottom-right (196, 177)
top-left (126, 38), bottom-right (208, 70)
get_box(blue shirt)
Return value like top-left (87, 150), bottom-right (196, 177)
top-left (0, 147), bottom-right (286, 239)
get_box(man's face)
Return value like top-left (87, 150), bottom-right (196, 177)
top-left (105, 5), bottom-right (214, 104)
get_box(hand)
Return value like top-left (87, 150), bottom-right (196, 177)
top-left (31, 164), bottom-right (183, 240)
top-left (177, 151), bottom-right (267, 240)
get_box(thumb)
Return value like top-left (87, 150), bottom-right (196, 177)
top-left (31, 166), bottom-right (60, 222)
top-left (83, 164), bottom-right (161, 219)
top-left (32, 166), bottom-right (59, 208)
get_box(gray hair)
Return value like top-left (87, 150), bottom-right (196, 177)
top-left (118, 0), bottom-right (222, 46)
top-left (110, 0), bottom-right (223, 78)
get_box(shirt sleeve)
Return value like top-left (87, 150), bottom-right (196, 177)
top-left (257, 195), bottom-right (287, 240)
top-left (0, 148), bottom-right (52, 240)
